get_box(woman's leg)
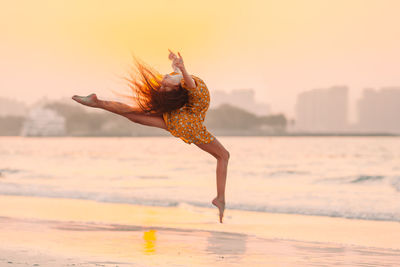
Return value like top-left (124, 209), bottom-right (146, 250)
top-left (195, 137), bottom-right (230, 223)
top-left (72, 94), bottom-right (167, 130)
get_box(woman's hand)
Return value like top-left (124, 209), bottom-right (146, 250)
top-left (172, 52), bottom-right (185, 71)
top-left (168, 49), bottom-right (178, 61)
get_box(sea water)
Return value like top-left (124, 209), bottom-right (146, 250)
top-left (1, 136), bottom-right (399, 222)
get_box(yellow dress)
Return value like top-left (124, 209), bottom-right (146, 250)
top-left (162, 75), bottom-right (215, 145)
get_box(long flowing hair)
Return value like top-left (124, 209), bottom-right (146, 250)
top-left (115, 56), bottom-right (190, 116)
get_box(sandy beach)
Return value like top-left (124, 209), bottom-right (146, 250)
top-left (0, 195), bottom-right (399, 266)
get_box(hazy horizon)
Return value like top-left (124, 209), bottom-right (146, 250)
top-left (1, 0), bottom-right (400, 122)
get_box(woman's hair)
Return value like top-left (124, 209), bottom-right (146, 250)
top-left (117, 57), bottom-right (190, 116)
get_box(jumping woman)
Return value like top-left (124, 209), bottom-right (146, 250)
top-left (72, 50), bottom-right (229, 223)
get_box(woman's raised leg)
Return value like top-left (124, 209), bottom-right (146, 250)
top-left (195, 137), bottom-right (230, 223)
top-left (72, 94), bottom-right (167, 130)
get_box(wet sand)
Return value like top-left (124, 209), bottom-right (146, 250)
top-left (1, 195), bottom-right (399, 266)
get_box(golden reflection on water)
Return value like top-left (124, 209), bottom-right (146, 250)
top-left (143, 229), bottom-right (157, 254)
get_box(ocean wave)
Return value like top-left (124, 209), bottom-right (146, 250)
top-left (0, 168), bottom-right (21, 175)
top-left (314, 175), bottom-right (386, 184)
top-left (225, 203), bottom-right (400, 222)
top-left (350, 175), bottom-right (385, 183)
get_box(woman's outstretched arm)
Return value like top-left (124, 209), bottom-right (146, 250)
top-left (171, 51), bottom-right (196, 89)
top-left (179, 65), bottom-right (196, 89)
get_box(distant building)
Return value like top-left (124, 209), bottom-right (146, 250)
top-left (295, 86), bottom-right (349, 132)
top-left (357, 87), bottom-right (400, 134)
top-left (21, 107), bottom-right (66, 136)
top-left (210, 88), bottom-right (271, 116)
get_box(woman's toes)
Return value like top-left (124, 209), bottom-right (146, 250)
top-left (212, 198), bottom-right (225, 223)
top-left (72, 95), bottom-right (94, 106)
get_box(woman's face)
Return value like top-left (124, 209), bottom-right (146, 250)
top-left (160, 74), bottom-right (180, 92)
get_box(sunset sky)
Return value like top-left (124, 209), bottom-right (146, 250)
top-left (1, 0), bottom-right (399, 120)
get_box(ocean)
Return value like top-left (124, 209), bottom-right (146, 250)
top-left (1, 136), bottom-right (399, 222)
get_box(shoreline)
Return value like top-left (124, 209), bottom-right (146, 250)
top-left (0, 192), bottom-right (398, 224)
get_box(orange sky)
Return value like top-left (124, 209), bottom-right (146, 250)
top-left (1, 0), bottom-right (399, 120)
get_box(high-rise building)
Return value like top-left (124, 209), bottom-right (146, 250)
top-left (357, 87), bottom-right (400, 133)
top-left (295, 86), bottom-right (349, 132)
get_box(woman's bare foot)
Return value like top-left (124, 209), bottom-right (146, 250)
top-left (212, 197), bottom-right (225, 223)
top-left (72, 93), bottom-right (99, 107)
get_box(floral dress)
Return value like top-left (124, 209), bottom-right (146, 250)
top-left (162, 75), bottom-right (215, 145)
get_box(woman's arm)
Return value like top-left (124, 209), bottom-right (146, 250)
top-left (173, 52), bottom-right (196, 89)
top-left (180, 66), bottom-right (196, 89)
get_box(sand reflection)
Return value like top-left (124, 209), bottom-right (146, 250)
top-left (206, 231), bottom-right (247, 258)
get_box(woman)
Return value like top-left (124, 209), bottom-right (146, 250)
top-left (72, 50), bottom-right (229, 223)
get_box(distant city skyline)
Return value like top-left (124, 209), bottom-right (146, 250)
top-left (2, 82), bottom-right (399, 122)
top-left (293, 86), bottom-right (400, 134)
top-left (2, 85), bottom-right (400, 134)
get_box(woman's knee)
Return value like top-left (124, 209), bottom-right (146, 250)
top-left (195, 138), bottom-right (230, 161)
top-left (217, 148), bottom-right (230, 161)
